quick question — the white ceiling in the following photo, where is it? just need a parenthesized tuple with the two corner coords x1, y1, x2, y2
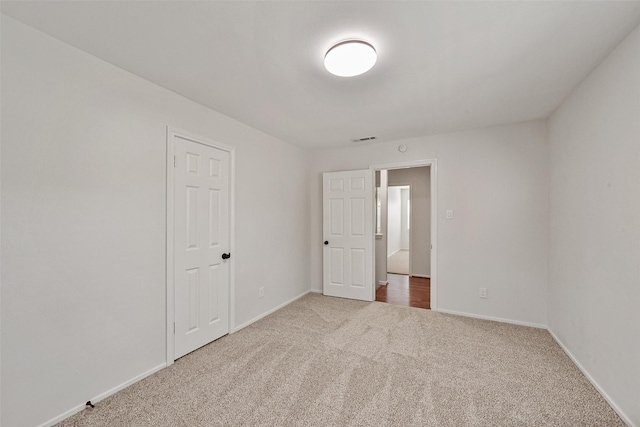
(3, 1, 640, 150)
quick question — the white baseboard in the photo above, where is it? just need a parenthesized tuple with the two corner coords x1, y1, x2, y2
(38, 290, 314, 426)
(377, 280, 388, 289)
(35, 298, 631, 427)
(231, 290, 311, 333)
(411, 274, 430, 279)
(433, 311, 631, 424)
(310, 288, 322, 294)
(387, 249, 406, 258)
(435, 308, 547, 329)
(39, 363, 166, 427)
(547, 329, 635, 427)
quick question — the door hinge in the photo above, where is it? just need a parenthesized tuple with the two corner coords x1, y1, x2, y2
(173, 322, 176, 334)
(173, 155, 177, 167)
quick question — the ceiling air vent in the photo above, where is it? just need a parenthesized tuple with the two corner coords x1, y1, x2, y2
(351, 136, 377, 142)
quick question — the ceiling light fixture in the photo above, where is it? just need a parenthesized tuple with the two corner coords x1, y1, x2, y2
(324, 40, 377, 77)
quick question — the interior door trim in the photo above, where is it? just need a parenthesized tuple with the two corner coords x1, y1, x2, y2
(165, 127, 236, 366)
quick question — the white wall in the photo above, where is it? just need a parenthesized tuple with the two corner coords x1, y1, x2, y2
(547, 25, 640, 426)
(387, 187, 402, 256)
(310, 121, 549, 328)
(388, 168, 431, 277)
(1, 16, 310, 427)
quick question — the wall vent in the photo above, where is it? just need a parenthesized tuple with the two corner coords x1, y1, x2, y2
(351, 136, 377, 142)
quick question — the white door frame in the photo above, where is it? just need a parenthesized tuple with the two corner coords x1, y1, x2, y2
(165, 127, 236, 366)
(369, 159, 438, 309)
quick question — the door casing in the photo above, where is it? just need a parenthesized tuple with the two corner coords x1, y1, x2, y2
(166, 127, 236, 366)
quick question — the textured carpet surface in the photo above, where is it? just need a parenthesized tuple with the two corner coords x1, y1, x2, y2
(61, 294, 622, 426)
(387, 249, 409, 275)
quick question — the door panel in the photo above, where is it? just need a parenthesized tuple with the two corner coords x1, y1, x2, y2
(323, 170, 373, 301)
(350, 198, 365, 236)
(174, 135, 230, 359)
(331, 248, 344, 284)
(351, 248, 365, 286)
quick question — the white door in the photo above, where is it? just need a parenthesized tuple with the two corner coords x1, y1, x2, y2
(323, 170, 374, 301)
(174, 134, 230, 359)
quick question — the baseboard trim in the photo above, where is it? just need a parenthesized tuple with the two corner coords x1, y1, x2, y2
(231, 290, 311, 333)
(38, 363, 166, 427)
(435, 308, 547, 329)
(38, 290, 315, 426)
(547, 329, 635, 427)
(34, 300, 630, 427)
(411, 274, 430, 279)
(310, 288, 322, 294)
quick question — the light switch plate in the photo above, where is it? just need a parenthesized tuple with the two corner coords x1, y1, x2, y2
(446, 209, 454, 219)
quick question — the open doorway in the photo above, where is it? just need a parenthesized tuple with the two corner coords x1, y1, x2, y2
(387, 185, 410, 275)
(373, 165, 433, 310)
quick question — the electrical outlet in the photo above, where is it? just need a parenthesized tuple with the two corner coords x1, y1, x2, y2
(479, 288, 488, 299)
(259, 287, 265, 298)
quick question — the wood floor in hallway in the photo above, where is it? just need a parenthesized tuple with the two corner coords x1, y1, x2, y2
(376, 273, 430, 309)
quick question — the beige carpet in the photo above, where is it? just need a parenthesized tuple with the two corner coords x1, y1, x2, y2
(387, 249, 409, 275)
(60, 294, 622, 426)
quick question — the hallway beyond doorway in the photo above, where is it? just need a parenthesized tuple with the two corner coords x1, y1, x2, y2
(376, 274, 430, 309)
(387, 249, 409, 275)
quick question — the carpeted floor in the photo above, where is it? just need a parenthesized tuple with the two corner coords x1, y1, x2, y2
(60, 294, 622, 426)
(387, 249, 409, 275)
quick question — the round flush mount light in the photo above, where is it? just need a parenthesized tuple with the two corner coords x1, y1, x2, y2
(324, 40, 377, 77)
